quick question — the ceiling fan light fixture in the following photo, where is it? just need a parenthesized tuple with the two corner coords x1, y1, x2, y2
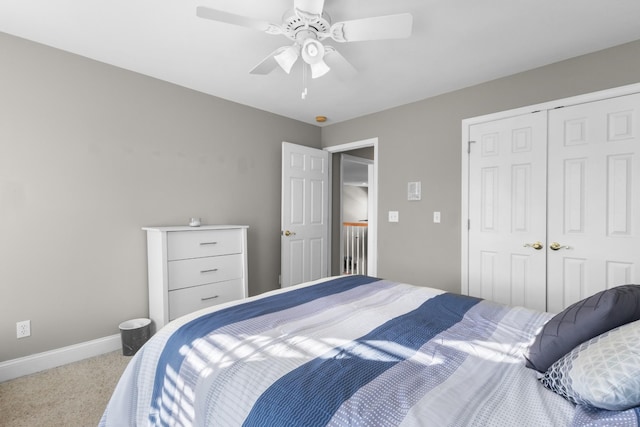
(300, 39, 329, 78)
(274, 45, 300, 74)
(301, 39, 324, 64)
(309, 60, 330, 79)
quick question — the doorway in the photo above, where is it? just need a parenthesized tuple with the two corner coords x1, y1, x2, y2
(325, 138, 378, 277)
(340, 154, 373, 275)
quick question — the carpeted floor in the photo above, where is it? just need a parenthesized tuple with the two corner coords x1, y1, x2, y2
(0, 351, 130, 427)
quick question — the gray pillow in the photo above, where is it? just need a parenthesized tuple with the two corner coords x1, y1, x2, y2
(540, 319, 640, 410)
(525, 285, 640, 373)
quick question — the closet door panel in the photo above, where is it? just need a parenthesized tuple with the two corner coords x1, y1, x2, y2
(563, 158, 586, 234)
(468, 112, 547, 311)
(547, 92, 640, 312)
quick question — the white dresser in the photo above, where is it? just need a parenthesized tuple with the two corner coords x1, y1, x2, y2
(143, 225, 249, 330)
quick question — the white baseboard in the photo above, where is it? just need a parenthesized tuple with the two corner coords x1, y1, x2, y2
(0, 334, 121, 383)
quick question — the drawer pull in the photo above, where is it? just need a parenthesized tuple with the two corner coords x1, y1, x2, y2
(200, 268, 219, 274)
(201, 295, 219, 302)
(200, 242, 218, 246)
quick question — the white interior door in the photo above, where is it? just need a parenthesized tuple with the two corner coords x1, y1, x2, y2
(281, 142, 330, 288)
(468, 112, 548, 311)
(547, 92, 640, 312)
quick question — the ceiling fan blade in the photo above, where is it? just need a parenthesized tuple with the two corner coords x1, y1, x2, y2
(330, 13, 413, 42)
(324, 47, 357, 80)
(294, 0, 325, 17)
(250, 47, 290, 75)
(196, 6, 272, 32)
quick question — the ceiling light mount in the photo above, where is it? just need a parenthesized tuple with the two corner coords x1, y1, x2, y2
(281, 11, 331, 40)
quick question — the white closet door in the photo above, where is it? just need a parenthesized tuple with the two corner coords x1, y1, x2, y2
(468, 112, 548, 311)
(547, 93, 640, 313)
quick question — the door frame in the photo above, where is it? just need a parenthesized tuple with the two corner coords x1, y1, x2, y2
(325, 137, 379, 277)
(461, 82, 640, 296)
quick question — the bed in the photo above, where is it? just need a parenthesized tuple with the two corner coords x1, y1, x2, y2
(100, 275, 640, 426)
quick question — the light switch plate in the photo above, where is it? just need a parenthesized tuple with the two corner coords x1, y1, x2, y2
(408, 181, 421, 201)
(433, 211, 441, 223)
(388, 211, 399, 222)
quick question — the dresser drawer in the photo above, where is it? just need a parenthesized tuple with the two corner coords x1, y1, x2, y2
(167, 229, 242, 261)
(168, 279, 244, 321)
(168, 254, 243, 291)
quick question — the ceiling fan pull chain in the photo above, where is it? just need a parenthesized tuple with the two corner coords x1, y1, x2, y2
(302, 64, 308, 100)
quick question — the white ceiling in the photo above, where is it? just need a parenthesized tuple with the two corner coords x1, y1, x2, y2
(2, 0, 640, 126)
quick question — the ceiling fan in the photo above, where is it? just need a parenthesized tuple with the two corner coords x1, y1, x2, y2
(196, 0, 413, 80)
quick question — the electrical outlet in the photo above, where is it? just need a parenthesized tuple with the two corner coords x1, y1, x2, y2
(17, 320, 31, 339)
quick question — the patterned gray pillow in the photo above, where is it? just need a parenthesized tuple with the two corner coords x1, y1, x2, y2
(540, 319, 640, 410)
(525, 285, 640, 373)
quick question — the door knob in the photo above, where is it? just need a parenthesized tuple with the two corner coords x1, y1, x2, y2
(523, 241, 544, 250)
(283, 230, 296, 237)
(549, 242, 571, 251)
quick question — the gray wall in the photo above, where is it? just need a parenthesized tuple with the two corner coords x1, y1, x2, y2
(0, 33, 320, 362)
(322, 39, 640, 292)
(3, 29, 640, 363)
(343, 186, 368, 223)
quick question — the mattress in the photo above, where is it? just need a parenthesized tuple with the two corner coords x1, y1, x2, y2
(100, 275, 639, 426)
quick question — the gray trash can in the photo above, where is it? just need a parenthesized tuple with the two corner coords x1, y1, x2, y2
(119, 318, 151, 356)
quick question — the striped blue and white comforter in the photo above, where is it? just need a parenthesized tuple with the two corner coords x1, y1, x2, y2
(100, 275, 639, 426)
